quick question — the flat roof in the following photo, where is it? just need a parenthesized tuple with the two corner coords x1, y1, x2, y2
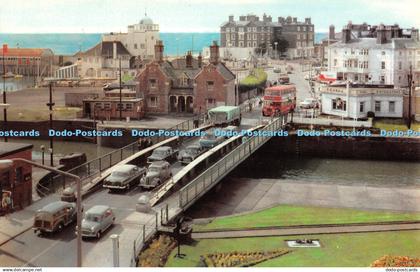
(0, 142, 33, 158)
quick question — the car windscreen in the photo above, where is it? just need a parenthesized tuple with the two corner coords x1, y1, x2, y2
(149, 166, 160, 172)
(111, 171, 130, 177)
(85, 213, 101, 222)
(153, 150, 166, 156)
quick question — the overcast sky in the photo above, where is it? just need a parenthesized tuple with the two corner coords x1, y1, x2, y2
(0, 0, 419, 33)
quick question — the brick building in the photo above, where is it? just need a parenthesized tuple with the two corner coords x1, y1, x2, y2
(136, 40, 236, 114)
(0, 142, 33, 211)
(0, 47, 54, 77)
(220, 14, 315, 59)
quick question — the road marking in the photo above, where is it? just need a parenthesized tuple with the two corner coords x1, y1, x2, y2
(23, 240, 60, 267)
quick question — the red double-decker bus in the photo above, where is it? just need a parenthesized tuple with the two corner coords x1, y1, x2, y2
(262, 85, 296, 116)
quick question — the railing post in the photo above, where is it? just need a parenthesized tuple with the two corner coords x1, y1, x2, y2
(195, 182, 198, 198)
(165, 204, 169, 223)
(121, 149, 123, 160)
(87, 163, 91, 176)
(160, 208, 163, 224)
(179, 191, 183, 208)
(109, 153, 112, 167)
(142, 224, 146, 243)
(155, 212, 158, 230)
(99, 157, 102, 172)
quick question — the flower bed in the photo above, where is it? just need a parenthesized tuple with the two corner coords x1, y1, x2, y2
(202, 249, 291, 267)
(138, 235, 177, 267)
(371, 255, 420, 267)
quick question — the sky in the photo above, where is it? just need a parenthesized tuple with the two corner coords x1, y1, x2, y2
(0, 0, 419, 33)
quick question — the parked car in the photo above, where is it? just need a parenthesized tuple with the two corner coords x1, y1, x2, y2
(278, 74, 290, 84)
(61, 187, 76, 202)
(179, 144, 205, 165)
(147, 146, 178, 163)
(199, 130, 225, 149)
(103, 164, 146, 191)
(80, 205, 115, 239)
(139, 161, 172, 189)
(33, 201, 76, 234)
(217, 125, 238, 138)
(273, 67, 282, 73)
(299, 98, 319, 109)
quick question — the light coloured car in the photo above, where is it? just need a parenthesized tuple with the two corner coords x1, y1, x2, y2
(199, 130, 225, 149)
(179, 144, 205, 165)
(300, 98, 318, 109)
(273, 67, 282, 73)
(139, 161, 172, 189)
(81, 205, 115, 239)
(103, 164, 146, 191)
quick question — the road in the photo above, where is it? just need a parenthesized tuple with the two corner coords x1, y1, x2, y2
(0, 107, 263, 267)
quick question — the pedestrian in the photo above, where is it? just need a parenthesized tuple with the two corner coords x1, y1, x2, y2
(2, 192, 11, 218)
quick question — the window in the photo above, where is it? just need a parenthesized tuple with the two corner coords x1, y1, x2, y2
(206, 98, 216, 107)
(126, 103, 133, 111)
(149, 96, 158, 107)
(149, 79, 157, 88)
(104, 103, 111, 110)
(380, 75, 385, 83)
(334, 59, 337, 66)
(1, 170, 10, 187)
(375, 101, 381, 112)
(206, 81, 214, 91)
(332, 98, 346, 111)
(359, 102, 365, 113)
(381, 62, 386, 69)
(389, 101, 395, 113)
(16, 167, 23, 183)
(399, 62, 402, 70)
(134, 43, 138, 49)
(381, 51, 386, 55)
(117, 103, 124, 110)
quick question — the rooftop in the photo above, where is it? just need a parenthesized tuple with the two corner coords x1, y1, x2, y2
(1, 48, 53, 57)
(0, 142, 33, 158)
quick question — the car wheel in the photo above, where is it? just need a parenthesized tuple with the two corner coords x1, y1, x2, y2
(96, 231, 101, 239)
(127, 183, 130, 190)
(57, 223, 64, 232)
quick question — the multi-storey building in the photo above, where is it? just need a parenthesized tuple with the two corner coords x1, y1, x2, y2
(136, 41, 236, 114)
(220, 14, 314, 59)
(327, 22, 420, 88)
(102, 15, 159, 59)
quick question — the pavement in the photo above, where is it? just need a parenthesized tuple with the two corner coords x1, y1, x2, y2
(186, 178, 420, 219)
(192, 222, 420, 239)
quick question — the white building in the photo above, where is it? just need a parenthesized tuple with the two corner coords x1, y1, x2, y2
(102, 15, 159, 59)
(320, 84, 405, 119)
(327, 23, 420, 88)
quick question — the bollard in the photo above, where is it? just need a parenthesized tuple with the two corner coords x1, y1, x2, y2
(110, 234, 120, 267)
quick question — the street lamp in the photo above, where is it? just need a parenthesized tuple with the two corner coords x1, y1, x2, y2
(0, 103, 10, 142)
(0, 159, 83, 267)
(40, 145, 45, 165)
(274, 42, 278, 60)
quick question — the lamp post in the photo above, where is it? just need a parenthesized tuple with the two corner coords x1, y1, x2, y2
(119, 57, 122, 121)
(0, 158, 83, 267)
(2, 44, 8, 142)
(40, 145, 45, 165)
(46, 82, 55, 166)
(274, 42, 278, 60)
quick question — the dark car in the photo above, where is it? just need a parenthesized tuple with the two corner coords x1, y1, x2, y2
(103, 164, 146, 191)
(147, 146, 178, 163)
(179, 144, 205, 165)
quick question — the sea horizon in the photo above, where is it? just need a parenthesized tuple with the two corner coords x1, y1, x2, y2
(0, 32, 327, 56)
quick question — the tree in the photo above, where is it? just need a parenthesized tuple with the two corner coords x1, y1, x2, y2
(272, 37, 289, 55)
(254, 42, 268, 56)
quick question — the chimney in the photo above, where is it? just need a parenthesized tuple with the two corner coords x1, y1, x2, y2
(267, 16, 272, 22)
(209, 41, 220, 65)
(198, 53, 202, 68)
(278, 17, 285, 24)
(286, 16, 292, 24)
(263, 13, 267, 22)
(342, 27, 351, 44)
(329, 25, 335, 40)
(293, 17, 297, 23)
(376, 24, 386, 44)
(113, 42, 117, 59)
(239, 16, 246, 21)
(305, 18, 311, 24)
(229, 15, 234, 22)
(186, 51, 193, 68)
(154, 40, 164, 63)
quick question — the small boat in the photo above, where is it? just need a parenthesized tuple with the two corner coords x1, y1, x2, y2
(14, 74, 23, 79)
(2, 72, 15, 78)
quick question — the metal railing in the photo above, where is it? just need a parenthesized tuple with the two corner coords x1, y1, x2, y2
(179, 114, 287, 209)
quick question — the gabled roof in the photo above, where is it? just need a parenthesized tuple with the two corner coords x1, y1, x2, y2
(2, 48, 53, 57)
(82, 41, 131, 57)
(216, 62, 236, 81)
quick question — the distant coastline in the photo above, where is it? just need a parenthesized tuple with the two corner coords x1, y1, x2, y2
(0, 32, 327, 56)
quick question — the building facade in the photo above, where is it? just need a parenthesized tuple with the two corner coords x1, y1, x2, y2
(76, 41, 132, 79)
(220, 14, 314, 59)
(0, 143, 33, 211)
(136, 41, 236, 114)
(0, 47, 54, 77)
(327, 22, 420, 88)
(102, 15, 159, 59)
(320, 84, 405, 119)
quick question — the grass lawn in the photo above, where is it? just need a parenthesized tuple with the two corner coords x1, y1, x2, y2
(7, 107, 81, 121)
(165, 230, 420, 267)
(194, 205, 420, 231)
(373, 119, 420, 131)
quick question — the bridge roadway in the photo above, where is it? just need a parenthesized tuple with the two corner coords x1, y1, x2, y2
(0, 105, 269, 267)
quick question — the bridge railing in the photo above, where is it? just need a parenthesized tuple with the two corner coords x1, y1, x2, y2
(178, 114, 287, 209)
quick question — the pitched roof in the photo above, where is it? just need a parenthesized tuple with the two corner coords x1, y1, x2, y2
(2, 48, 52, 57)
(82, 41, 131, 57)
(216, 62, 236, 81)
(0, 142, 33, 157)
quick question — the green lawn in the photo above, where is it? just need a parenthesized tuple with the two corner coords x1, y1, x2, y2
(7, 107, 81, 121)
(165, 231, 420, 267)
(373, 119, 420, 131)
(194, 205, 420, 231)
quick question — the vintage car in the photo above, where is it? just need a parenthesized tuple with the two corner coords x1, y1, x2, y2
(139, 161, 172, 189)
(80, 205, 115, 239)
(33, 201, 77, 234)
(61, 187, 76, 202)
(199, 130, 225, 149)
(147, 146, 178, 163)
(299, 98, 319, 109)
(103, 164, 146, 191)
(179, 144, 205, 165)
